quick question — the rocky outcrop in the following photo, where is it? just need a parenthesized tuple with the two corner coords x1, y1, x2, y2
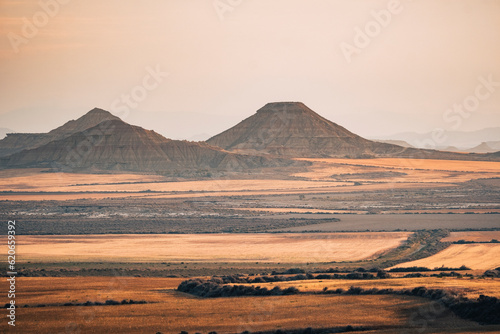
(0, 118, 300, 174)
(207, 102, 409, 158)
(0, 133, 49, 157)
(207, 102, 499, 161)
(467, 142, 496, 153)
(0, 108, 120, 157)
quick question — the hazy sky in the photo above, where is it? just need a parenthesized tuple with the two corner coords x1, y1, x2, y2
(1, 0, 499, 140)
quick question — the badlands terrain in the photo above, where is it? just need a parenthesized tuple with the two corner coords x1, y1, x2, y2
(1, 102, 499, 333)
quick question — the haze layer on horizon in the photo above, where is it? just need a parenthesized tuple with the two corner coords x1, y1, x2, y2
(0, 0, 499, 140)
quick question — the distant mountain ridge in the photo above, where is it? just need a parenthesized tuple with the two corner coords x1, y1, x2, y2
(0, 108, 119, 157)
(0, 128, 14, 140)
(48, 108, 120, 137)
(207, 102, 409, 158)
(372, 139, 414, 148)
(206, 102, 500, 161)
(467, 142, 495, 154)
(0, 108, 302, 174)
(375, 127, 500, 151)
(1, 103, 499, 174)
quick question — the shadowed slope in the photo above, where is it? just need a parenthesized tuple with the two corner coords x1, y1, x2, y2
(0, 108, 120, 157)
(0, 118, 299, 174)
(207, 102, 407, 157)
(207, 102, 498, 161)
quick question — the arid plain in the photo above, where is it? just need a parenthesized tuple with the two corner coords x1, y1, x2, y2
(1, 104, 500, 333)
(1, 156, 500, 333)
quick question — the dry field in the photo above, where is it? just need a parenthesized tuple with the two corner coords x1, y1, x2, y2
(294, 158, 500, 183)
(232, 207, 366, 214)
(279, 214, 500, 232)
(0, 169, 343, 193)
(11, 232, 410, 263)
(442, 231, 500, 242)
(0, 181, 455, 201)
(0, 277, 492, 334)
(234, 207, 498, 215)
(0, 168, 166, 190)
(392, 244, 500, 270)
(3, 156, 497, 201)
(257, 277, 500, 299)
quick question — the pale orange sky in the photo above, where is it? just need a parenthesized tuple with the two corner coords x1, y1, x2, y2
(0, 0, 499, 140)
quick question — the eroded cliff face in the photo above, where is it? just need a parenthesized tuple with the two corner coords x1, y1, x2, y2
(0, 116, 301, 174)
(2, 104, 497, 174)
(0, 133, 49, 157)
(207, 102, 408, 158)
(0, 108, 120, 157)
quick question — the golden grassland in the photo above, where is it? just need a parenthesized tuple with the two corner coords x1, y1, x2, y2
(300, 158, 500, 174)
(442, 231, 500, 242)
(231, 207, 366, 214)
(0, 181, 455, 201)
(294, 158, 500, 182)
(232, 207, 499, 214)
(0, 169, 344, 193)
(0, 168, 166, 190)
(0, 158, 498, 332)
(2, 156, 498, 200)
(254, 277, 500, 299)
(392, 244, 500, 270)
(0, 277, 494, 334)
(10, 232, 410, 263)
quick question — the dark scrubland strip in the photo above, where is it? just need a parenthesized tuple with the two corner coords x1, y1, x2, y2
(369, 229, 451, 269)
(180, 325, 384, 334)
(388, 265, 471, 272)
(177, 279, 500, 325)
(3, 299, 148, 308)
(2, 216, 338, 234)
(236, 326, 382, 334)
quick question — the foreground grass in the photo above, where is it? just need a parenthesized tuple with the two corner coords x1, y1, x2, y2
(238, 276, 500, 299)
(1, 277, 495, 334)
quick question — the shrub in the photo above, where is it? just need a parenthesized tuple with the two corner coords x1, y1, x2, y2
(105, 300, 120, 305)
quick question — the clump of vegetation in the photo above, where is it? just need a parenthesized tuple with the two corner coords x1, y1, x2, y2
(177, 279, 299, 298)
(272, 268, 306, 275)
(4, 299, 149, 308)
(389, 266, 432, 272)
(483, 267, 500, 278)
(403, 273, 427, 278)
(177, 278, 500, 325)
(322, 286, 500, 325)
(430, 271, 466, 278)
(389, 265, 470, 272)
(377, 230, 451, 268)
(454, 239, 500, 244)
(207, 270, 391, 286)
(177, 326, 368, 334)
